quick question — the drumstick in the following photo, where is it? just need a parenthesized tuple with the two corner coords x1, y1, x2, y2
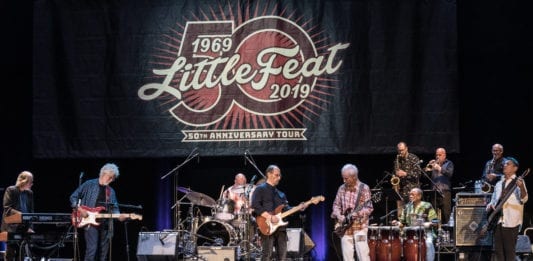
(219, 185, 225, 200)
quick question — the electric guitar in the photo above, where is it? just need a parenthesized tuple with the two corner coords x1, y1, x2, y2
(334, 200, 371, 237)
(257, 195, 324, 236)
(72, 205, 143, 228)
(479, 168, 530, 235)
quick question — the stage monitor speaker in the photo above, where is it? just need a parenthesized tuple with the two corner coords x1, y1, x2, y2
(287, 228, 304, 255)
(455, 207, 492, 246)
(303, 230, 316, 253)
(196, 246, 236, 261)
(286, 228, 315, 257)
(136, 231, 178, 261)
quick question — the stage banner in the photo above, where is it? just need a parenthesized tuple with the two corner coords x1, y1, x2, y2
(33, 0, 458, 158)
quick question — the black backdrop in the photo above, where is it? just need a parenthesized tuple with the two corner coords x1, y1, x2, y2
(1, 0, 533, 261)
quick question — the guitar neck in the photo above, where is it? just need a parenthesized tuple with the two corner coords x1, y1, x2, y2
(280, 200, 312, 219)
(95, 213, 123, 219)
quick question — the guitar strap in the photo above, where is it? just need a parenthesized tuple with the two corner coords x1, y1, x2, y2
(350, 183, 364, 214)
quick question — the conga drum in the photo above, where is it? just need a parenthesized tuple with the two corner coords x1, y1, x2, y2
(376, 226, 401, 261)
(403, 226, 426, 261)
(368, 225, 380, 261)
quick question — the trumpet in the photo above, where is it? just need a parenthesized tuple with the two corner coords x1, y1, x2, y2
(424, 159, 437, 171)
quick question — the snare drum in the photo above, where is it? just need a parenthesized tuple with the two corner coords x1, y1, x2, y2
(403, 226, 426, 261)
(376, 226, 401, 261)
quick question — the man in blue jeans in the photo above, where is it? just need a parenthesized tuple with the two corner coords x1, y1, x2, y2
(70, 163, 126, 261)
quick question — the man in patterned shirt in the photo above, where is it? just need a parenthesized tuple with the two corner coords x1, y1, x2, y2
(393, 141, 423, 216)
(393, 188, 437, 261)
(331, 163, 374, 261)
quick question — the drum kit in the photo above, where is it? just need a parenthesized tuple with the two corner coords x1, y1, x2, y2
(175, 186, 261, 260)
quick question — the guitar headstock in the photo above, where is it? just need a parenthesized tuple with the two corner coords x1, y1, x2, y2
(309, 195, 325, 205)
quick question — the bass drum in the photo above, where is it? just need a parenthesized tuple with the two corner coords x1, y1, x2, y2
(196, 220, 237, 247)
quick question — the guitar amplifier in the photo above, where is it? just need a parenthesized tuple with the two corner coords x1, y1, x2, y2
(136, 231, 178, 261)
(455, 192, 492, 207)
(455, 207, 492, 246)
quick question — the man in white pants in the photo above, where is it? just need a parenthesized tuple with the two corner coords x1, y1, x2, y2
(331, 164, 374, 261)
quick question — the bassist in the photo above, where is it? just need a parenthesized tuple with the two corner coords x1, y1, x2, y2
(486, 157, 528, 261)
(331, 164, 373, 261)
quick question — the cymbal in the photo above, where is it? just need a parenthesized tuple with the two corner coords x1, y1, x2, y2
(177, 186, 192, 194)
(185, 191, 216, 207)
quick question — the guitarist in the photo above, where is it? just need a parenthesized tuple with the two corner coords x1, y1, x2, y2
(485, 157, 528, 261)
(251, 165, 306, 261)
(69, 163, 127, 261)
(331, 164, 373, 261)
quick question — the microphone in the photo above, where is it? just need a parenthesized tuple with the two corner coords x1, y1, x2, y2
(250, 175, 257, 184)
(244, 150, 247, 165)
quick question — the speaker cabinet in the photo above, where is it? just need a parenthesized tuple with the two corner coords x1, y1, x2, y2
(196, 246, 236, 261)
(136, 231, 178, 261)
(287, 228, 304, 255)
(455, 207, 492, 246)
(286, 228, 315, 257)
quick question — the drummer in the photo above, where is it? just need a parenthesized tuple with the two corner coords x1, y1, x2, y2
(392, 188, 437, 261)
(223, 173, 255, 217)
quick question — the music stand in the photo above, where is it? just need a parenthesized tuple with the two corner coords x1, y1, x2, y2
(382, 189, 402, 224)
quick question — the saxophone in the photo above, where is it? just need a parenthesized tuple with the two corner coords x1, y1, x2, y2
(391, 155, 401, 191)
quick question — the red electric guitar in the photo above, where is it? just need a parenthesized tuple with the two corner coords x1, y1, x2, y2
(72, 205, 142, 228)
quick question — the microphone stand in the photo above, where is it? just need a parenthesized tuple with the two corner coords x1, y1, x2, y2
(379, 209, 397, 224)
(116, 203, 142, 261)
(244, 150, 266, 180)
(417, 164, 445, 209)
(161, 149, 199, 230)
(73, 173, 83, 261)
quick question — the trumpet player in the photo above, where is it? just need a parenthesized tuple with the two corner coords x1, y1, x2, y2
(393, 141, 422, 217)
(427, 147, 454, 224)
(482, 143, 506, 186)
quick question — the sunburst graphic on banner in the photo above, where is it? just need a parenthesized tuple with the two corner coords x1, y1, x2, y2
(139, 1, 349, 139)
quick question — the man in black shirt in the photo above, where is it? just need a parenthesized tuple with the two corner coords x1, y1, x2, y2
(251, 165, 304, 261)
(1, 171, 34, 261)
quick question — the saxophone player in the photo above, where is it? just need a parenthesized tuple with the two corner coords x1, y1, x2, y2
(482, 143, 506, 186)
(393, 141, 423, 217)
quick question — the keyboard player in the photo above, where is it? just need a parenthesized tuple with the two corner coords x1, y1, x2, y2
(1, 171, 35, 261)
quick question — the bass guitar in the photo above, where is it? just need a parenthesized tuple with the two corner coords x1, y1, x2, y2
(334, 200, 371, 237)
(72, 205, 143, 228)
(480, 168, 530, 235)
(257, 195, 324, 236)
